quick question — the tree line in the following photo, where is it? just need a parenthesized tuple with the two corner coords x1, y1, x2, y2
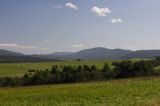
(0, 58, 160, 87)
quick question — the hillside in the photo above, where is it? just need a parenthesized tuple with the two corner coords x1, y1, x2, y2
(1, 77, 160, 105)
(0, 50, 61, 63)
(0, 49, 24, 56)
(48, 48, 160, 60)
(1, 48, 160, 62)
(48, 47, 132, 60)
(123, 50, 160, 59)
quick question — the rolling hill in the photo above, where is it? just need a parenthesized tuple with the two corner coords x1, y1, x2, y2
(47, 47, 132, 60)
(0, 49, 62, 63)
(1, 48, 160, 62)
(0, 49, 24, 56)
(47, 47, 160, 60)
(123, 50, 160, 59)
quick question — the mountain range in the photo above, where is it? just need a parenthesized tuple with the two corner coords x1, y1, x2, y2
(1, 47, 160, 63)
(0, 49, 61, 63)
(47, 47, 160, 60)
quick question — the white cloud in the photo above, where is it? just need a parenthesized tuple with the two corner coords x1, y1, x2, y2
(110, 18, 122, 23)
(53, 5, 62, 9)
(0, 43, 50, 51)
(73, 44, 83, 48)
(91, 6, 111, 16)
(65, 2, 78, 10)
(122, 45, 138, 51)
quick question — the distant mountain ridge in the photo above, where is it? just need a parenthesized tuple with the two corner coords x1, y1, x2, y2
(0, 49, 24, 56)
(47, 47, 160, 60)
(122, 50, 160, 59)
(0, 49, 62, 63)
(57, 47, 132, 60)
(47, 52, 74, 57)
(1, 47, 160, 62)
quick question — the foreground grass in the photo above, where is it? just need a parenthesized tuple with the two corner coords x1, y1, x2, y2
(0, 60, 114, 77)
(0, 77, 160, 106)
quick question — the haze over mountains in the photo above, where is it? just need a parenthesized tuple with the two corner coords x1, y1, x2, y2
(0, 49, 61, 63)
(1, 47, 160, 63)
(48, 47, 132, 60)
(48, 47, 160, 60)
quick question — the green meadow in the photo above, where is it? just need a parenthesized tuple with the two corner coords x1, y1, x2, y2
(0, 60, 114, 77)
(0, 77, 160, 106)
(0, 59, 153, 77)
(1, 59, 160, 106)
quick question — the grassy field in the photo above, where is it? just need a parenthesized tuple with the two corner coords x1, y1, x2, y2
(0, 60, 115, 77)
(0, 59, 152, 77)
(0, 77, 160, 106)
(0, 59, 160, 106)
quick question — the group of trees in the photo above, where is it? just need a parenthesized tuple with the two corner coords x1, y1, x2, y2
(0, 58, 160, 87)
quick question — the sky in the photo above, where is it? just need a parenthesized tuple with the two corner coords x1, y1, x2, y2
(0, 0, 160, 54)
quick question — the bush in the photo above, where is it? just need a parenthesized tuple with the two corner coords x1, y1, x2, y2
(0, 77, 22, 87)
(28, 69, 35, 73)
(112, 60, 156, 78)
(112, 61, 135, 78)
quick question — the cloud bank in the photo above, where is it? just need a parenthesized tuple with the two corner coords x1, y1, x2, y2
(0, 43, 49, 51)
(53, 5, 62, 9)
(91, 6, 111, 16)
(65, 2, 78, 10)
(110, 18, 122, 23)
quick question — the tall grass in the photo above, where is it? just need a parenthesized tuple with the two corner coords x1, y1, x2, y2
(0, 77, 160, 106)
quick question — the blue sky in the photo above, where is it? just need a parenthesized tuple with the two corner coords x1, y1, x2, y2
(0, 0, 160, 54)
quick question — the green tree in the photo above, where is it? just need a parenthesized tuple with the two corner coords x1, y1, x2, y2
(102, 63, 112, 79)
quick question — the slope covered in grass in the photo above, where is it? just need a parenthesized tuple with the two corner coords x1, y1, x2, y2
(0, 77, 160, 106)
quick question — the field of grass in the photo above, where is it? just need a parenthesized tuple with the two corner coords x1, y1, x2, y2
(0, 59, 151, 77)
(0, 60, 114, 77)
(0, 59, 160, 105)
(0, 77, 160, 106)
